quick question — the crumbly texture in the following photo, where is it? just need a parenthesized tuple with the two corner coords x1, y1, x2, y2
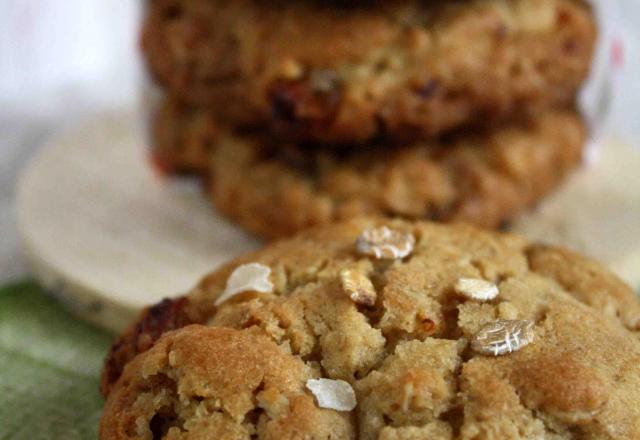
(141, 0, 596, 144)
(102, 218, 640, 439)
(101, 326, 354, 439)
(206, 108, 585, 238)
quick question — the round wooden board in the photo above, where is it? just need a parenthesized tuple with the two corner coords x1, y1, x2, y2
(17, 113, 640, 333)
(16, 112, 261, 333)
(512, 139, 640, 288)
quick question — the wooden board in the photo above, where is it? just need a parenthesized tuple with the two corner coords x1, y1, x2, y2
(16, 113, 640, 333)
(512, 139, 640, 287)
(16, 113, 261, 333)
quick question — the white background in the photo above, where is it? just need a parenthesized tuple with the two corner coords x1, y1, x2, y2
(0, 0, 639, 281)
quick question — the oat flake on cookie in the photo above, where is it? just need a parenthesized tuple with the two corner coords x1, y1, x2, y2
(472, 319, 535, 356)
(214, 263, 274, 306)
(356, 226, 415, 260)
(340, 269, 377, 306)
(455, 278, 500, 301)
(306, 378, 357, 412)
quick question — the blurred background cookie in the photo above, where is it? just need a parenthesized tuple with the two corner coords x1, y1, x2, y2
(152, 103, 585, 238)
(142, 0, 596, 144)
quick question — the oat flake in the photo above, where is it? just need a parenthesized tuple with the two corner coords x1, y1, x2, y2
(356, 226, 415, 260)
(340, 269, 377, 306)
(214, 263, 274, 306)
(455, 278, 500, 301)
(471, 319, 535, 356)
(306, 378, 357, 411)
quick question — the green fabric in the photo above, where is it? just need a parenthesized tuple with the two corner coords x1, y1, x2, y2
(0, 281, 113, 440)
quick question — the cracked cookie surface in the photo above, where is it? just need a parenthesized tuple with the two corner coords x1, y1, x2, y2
(101, 218, 640, 439)
(142, 0, 595, 144)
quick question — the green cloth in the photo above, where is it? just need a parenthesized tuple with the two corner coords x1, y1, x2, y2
(0, 281, 113, 440)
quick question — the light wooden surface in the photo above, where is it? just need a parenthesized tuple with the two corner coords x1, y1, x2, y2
(16, 113, 640, 333)
(16, 113, 260, 332)
(512, 139, 640, 287)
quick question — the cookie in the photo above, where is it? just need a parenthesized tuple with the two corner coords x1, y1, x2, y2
(101, 218, 640, 439)
(150, 97, 217, 174)
(206, 108, 585, 238)
(141, 0, 596, 144)
(101, 326, 354, 439)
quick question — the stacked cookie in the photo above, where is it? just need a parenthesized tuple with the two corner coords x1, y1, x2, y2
(143, 0, 597, 238)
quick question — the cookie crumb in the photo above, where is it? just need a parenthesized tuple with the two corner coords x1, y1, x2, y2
(356, 226, 415, 260)
(471, 319, 534, 356)
(306, 378, 357, 411)
(215, 263, 274, 306)
(454, 278, 500, 301)
(340, 269, 377, 306)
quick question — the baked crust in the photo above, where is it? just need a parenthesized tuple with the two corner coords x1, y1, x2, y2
(101, 326, 354, 439)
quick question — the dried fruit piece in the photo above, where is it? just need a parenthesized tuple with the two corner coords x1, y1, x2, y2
(215, 263, 274, 306)
(416, 314, 437, 335)
(454, 278, 500, 301)
(306, 378, 357, 411)
(471, 320, 535, 356)
(356, 226, 415, 260)
(340, 269, 377, 306)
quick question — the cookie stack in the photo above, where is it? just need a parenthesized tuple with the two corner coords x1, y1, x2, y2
(143, 0, 597, 238)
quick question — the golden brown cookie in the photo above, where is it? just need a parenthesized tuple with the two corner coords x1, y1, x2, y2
(101, 326, 354, 439)
(101, 218, 640, 439)
(142, 0, 596, 144)
(205, 108, 585, 238)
